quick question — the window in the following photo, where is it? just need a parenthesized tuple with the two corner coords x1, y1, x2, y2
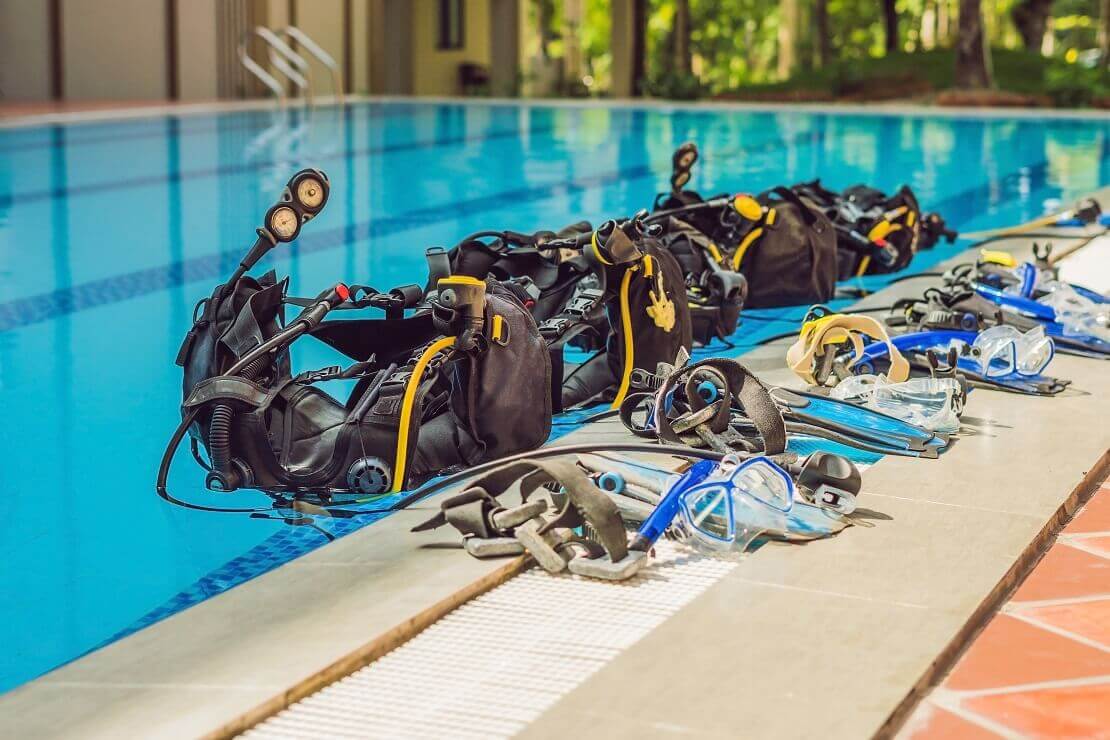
(438, 0, 465, 50)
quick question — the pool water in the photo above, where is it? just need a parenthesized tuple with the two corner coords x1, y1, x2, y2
(0, 101, 1106, 693)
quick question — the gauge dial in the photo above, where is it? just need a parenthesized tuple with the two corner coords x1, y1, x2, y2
(270, 206, 300, 240)
(296, 178, 325, 210)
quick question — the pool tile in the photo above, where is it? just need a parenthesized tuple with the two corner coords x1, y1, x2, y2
(1066, 487, 1110, 534)
(963, 682, 1110, 740)
(944, 614, 1110, 691)
(1020, 598, 1110, 649)
(1069, 535, 1110, 558)
(899, 702, 1001, 739)
(1010, 544, 1110, 603)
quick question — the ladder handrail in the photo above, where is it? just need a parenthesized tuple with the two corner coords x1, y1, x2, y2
(238, 41, 287, 106)
(282, 26, 345, 103)
(253, 26, 313, 104)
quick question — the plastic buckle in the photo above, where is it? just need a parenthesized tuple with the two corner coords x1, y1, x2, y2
(629, 368, 663, 390)
(564, 288, 603, 318)
(539, 317, 571, 340)
(297, 365, 342, 383)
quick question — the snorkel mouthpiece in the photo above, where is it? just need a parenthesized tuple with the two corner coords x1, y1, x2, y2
(795, 452, 861, 515)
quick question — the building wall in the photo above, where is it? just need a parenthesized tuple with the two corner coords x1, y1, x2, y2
(0, 0, 53, 100)
(62, 0, 168, 100)
(411, 0, 491, 96)
(177, 0, 220, 101)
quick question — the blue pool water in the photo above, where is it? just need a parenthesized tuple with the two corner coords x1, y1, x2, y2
(0, 101, 1107, 693)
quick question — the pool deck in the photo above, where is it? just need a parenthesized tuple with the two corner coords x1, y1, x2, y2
(1, 194, 1108, 738)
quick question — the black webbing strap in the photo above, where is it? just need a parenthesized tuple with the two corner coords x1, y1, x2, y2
(654, 358, 787, 455)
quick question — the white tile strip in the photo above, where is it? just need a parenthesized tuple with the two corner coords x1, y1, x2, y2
(243, 541, 738, 740)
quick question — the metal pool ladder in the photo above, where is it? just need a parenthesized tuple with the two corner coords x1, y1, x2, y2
(238, 26, 344, 107)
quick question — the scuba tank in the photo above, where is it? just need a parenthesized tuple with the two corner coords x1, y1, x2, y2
(158, 169, 552, 501)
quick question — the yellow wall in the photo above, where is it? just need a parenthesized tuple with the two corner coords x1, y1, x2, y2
(412, 0, 491, 96)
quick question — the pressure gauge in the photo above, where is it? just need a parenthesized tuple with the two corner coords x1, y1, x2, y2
(269, 205, 300, 241)
(296, 177, 325, 210)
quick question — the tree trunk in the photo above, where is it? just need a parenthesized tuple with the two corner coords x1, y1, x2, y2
(921, 0, 936, 50)
(882, 0, 899, 53)
(955, 0, 993, 88)
(814, 0, 831, 66)
(778, 0, 800, 78)
(674, 0, 692, 75)
(1100, 0, 1110, 67)
(631, 0, 647, 95)
(1011, 0, 1053, 51)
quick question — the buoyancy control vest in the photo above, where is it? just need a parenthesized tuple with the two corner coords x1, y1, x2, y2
(654, 217, 748, 344)
(791, 180, 934, 279)
(444, 216, 694, 413)
(158, 169, 552, 502)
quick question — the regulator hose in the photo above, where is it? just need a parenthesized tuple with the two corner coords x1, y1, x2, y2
(206, 353, 270, 491)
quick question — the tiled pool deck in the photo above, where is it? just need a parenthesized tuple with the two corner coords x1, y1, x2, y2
(903, 482, 1110, 739)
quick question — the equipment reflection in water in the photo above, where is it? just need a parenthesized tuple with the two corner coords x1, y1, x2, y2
(0, 101, 1106, 693)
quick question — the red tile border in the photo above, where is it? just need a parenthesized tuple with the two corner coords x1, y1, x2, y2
(944, 614, 1110, 691)
(1010, 543, 1110, 603)
(963, 682, 1110, 739)
(1019, 598, 1110, 649)
(900, 702, 1001, 739)
(1066, 487, 1110, 534)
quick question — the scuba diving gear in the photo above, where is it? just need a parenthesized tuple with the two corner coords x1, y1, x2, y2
(652, 143, 838, 308)
(851, 329, 1069, 396)
(619, 355, 949, 459)
(414, 448, 861, 581)
(159, 169, 554, 503)
(892, 267, 1110, 358)
(791, 179, 954, 278)
(655, 217, 748, 344)
(446, 214, 693, 413)
(830, 375, 965, 433)
(632, 454, 858, 558)
(961, 198, 1104, 241)
(786, 308, 910, 387)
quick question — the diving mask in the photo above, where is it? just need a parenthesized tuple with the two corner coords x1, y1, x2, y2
(830, 375, 964, 433)
(968, 325, 1054, 378)
(1038, 283, 1110, 342)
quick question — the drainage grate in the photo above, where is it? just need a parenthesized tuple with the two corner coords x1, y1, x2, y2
(244, 541, 738, 739)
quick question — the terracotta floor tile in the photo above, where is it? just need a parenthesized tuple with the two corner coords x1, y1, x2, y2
(945, 615, 1110, 691)
(899, 702, 1001, 739)
(1067, 488, 1110, 534)
(1011, 544, 1110, 603)
(1020, 598, 1110, 648)
(1072, 535, 1110, 558)
(964, 682, 1110, 739)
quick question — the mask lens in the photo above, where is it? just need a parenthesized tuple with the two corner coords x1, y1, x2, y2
(1015, 326, 1053, 376)
(734, 459, 793, 512)
(682, 485, 733, 543)
(974, 326, 1021, 377)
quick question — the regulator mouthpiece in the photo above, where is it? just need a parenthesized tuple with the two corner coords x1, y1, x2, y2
(436, 276, 487, 350)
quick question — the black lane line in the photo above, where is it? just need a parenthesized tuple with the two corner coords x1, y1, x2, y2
(0, 126, 828, 334)
(0, 120, 565, 209)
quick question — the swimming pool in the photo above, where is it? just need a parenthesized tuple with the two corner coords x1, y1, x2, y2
(0, 100, 1106, 693)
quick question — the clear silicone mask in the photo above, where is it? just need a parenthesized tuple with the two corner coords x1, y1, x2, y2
(973, 325, 1054, 377)
(831, 374, 962, 433)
